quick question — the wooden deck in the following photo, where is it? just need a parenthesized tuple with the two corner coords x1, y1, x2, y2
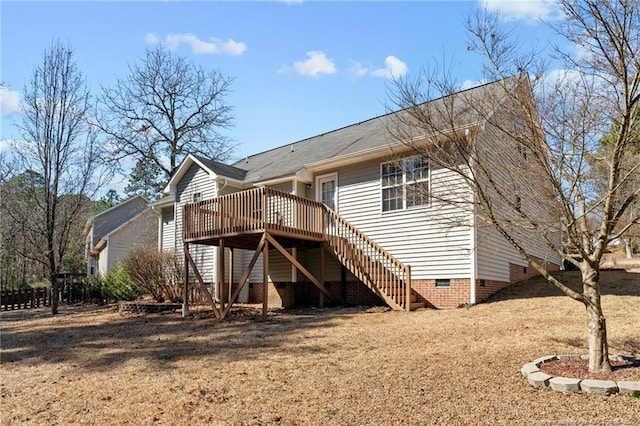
(182, 187, 418, 319)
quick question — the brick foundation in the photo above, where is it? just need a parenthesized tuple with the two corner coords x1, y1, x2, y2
(238, 255, 562, 310)
(475, 279, 511, 302)
(509, 256, 560, 283)
(412, 279, 471, 309)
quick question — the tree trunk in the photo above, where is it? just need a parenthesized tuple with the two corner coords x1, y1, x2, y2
(50, 271, 59, 315)
(582, 265, 611, 373)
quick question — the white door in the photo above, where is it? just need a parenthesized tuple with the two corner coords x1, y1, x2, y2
(316, 173, 337, 211)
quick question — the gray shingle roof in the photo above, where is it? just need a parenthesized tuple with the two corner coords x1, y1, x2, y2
(225, 76, 520, 183)
(192, 154, 247, 181)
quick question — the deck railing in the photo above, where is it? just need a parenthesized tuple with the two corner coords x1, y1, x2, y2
(184, 187, 325, 241)
(183, 187, 411, 310)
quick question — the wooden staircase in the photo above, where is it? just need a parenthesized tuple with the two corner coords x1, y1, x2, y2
(322, 207, 424, 311)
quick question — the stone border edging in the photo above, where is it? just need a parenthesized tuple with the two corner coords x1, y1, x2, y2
(521, 354, 640, 396)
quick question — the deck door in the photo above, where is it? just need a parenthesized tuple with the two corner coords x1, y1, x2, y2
(316, 173, 337, 212)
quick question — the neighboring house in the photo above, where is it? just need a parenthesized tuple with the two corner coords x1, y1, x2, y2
(157, 76, 562, 315)
(84, 196, 157, 276)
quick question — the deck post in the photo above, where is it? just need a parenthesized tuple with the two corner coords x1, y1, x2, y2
(319, 244, 325, 308)
(218, 239, 226, 311)
(183, 243, 189, 318)
(405, 265, 411, 312)
(228, 247, 234, 306)
(262, 236, 269, 321)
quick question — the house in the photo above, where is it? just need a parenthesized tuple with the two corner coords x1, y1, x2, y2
(157, 76, 562, 318)
(84, 196, 158, 277)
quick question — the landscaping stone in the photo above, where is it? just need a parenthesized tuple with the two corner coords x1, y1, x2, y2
(549, 376, 581, 393)
(527, 371, 552, 388)
(533, 355, 557, 365)
(557, 354, 580, 361)
(617, 381, 640, 396)
(520, 363, 540, 377)
(580, 379, 618, 396)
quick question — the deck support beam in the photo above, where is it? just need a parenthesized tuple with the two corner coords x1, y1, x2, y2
(185, 244, 222, 319)
(265, 234, 333, 301)
(218, 239, 226, 311)
(319, 244, 325, 308)
(263, 237, 269, 321)
(182, 244, 189, 318)
(221, 234, 266, 319)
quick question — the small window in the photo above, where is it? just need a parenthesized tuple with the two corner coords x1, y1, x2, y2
(480, 279, 486, 288)
(517, 145, 527, 160)
(192, 192, 202, 203)
(435, 279, 450, 287)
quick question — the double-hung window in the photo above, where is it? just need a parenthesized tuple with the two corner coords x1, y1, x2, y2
(381, 156, 430, 212)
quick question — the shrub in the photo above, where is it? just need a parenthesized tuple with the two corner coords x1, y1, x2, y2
(124, 248, 183, 302)
(103, 264, 142, 301)
(82, 276, 105, 302)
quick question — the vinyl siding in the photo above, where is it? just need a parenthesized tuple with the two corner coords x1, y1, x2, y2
(474, 102, 562, 282)
(97, 251, 108, 276)
(332, 158, 473, 280)
(175, 164, 218, 283)
(106, 210, 158, 272)
(91, 197, 148, 246)
(160, 205, 176, 252)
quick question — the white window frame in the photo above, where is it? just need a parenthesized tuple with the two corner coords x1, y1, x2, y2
(381, 156, 430, 213)
(316, 172, 338, 212)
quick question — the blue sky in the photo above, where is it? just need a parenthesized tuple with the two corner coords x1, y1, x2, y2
(1, 0, 562, 190)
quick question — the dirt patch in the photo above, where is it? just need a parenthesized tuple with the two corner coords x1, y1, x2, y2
(1, 270, 639, 425)
(540, 359, 640, 381)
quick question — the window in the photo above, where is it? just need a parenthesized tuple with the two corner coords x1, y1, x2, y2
(517, 145, 527, 160)
(435, 279, 451, 287)
(381, 156, 429, 212)
(192, 192, 202, 203)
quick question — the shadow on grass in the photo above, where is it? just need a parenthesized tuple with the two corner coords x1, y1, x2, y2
(0, 304, 369, 371)
(483, 270, 640, 304)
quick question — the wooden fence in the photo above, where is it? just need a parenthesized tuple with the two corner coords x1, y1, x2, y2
(1, 275, 87, 311)
(1, 287, 51, 310)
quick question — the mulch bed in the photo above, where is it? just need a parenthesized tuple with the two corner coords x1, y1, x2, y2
(540, 358, 640, 381)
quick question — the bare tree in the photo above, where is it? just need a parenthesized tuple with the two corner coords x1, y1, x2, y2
(98, 45, 235, 196)
(13, 40, 103, 314)
(388, 0, 639, 372)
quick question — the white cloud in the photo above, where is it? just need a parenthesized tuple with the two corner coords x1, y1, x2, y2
(370, 56, 408, 79)
(349, 61, 368, 78)
(144, 33, 160, 44)
(481, 0, 563, 23)
(0, 86, 22, 116)
(293, 51, 337, 77)
(145, 32, 247, 56)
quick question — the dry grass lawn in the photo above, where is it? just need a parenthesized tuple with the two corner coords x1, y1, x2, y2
(1, 270, 639, 425)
